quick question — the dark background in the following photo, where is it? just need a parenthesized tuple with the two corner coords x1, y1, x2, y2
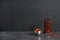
(0, 0, 60, 31)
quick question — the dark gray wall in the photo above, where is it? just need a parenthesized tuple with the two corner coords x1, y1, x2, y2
(0, 0, 60, 31)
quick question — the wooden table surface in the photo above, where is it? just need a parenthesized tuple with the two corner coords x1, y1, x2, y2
(0, 31, 60, 40)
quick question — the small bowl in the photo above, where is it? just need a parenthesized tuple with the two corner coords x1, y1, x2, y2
(33, 28, 42, 35)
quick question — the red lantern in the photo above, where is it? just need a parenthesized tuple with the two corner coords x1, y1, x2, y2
(45, 18, 52, 33)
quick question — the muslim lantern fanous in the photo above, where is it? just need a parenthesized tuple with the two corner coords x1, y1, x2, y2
(44, 18, 52, 34)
